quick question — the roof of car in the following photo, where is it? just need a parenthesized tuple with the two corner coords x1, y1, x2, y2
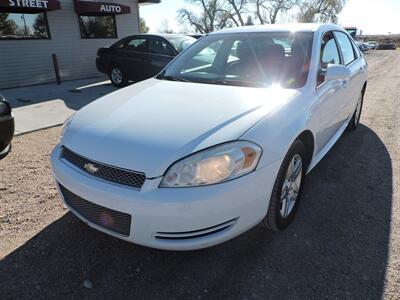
(158, 34, 195, 39)
(210, 23, 344, 34)
(132, 33, 191, 39)
(124, 34, 194, 40)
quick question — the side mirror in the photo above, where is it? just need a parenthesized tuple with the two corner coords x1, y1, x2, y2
(324, 64, 351, 81)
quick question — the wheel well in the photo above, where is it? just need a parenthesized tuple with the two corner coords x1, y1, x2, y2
(108, 62, 120, 73)
(297, 130, 314, 168)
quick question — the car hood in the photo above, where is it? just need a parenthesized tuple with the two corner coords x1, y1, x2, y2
(62, 79, 298, 178)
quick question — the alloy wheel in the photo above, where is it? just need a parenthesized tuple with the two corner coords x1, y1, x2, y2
(111, 68, 123, 85)
(280, 154, 303, 218)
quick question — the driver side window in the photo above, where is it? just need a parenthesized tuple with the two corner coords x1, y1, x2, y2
(318, 32, 341, 85)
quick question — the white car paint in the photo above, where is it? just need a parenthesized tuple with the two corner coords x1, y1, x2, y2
(51, 23, 367, 250)
(62, 81, 298, 178)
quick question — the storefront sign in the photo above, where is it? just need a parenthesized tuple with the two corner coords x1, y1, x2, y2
(9, 0, 48, 9)
(0, 0, 60, 10)
(74, 0, 130, 15)
(99, 4, 121, 13)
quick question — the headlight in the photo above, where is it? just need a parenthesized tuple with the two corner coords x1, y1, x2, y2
(160, 141, 262, 187)
(60, 113, 75, 139)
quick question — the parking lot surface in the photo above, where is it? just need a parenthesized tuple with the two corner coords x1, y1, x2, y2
(0, 50, 399, 299)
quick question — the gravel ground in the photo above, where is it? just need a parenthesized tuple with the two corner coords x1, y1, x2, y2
(0, 50, 399, 299)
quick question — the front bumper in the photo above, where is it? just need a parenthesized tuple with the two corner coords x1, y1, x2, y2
(51, 145, 281, 250)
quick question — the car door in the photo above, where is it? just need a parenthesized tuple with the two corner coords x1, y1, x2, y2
(333, 31, 366, 121)
(313, 31, 348, 153)
(147, 37, 177, 76)
(116, 37, 149, 81)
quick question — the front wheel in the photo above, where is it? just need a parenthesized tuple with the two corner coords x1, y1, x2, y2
(109, 66, 128, 87)
(262, 140, 307, 231)
(0, 143, 11, 160)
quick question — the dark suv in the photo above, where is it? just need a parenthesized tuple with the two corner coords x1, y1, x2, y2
(96, 34, 196, 87)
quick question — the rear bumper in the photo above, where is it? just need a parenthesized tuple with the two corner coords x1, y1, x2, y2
(51, 144, 281, 250)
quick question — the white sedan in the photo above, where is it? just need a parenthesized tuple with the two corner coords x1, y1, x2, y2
(51, 23, 367, 250)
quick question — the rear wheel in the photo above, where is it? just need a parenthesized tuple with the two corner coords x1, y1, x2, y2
(347, 91, 364, 131)
(109, 66, 127, 87)
(262, 140, 307, 231)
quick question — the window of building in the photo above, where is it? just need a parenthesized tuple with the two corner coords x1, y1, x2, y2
(78, 15, 117, 39)
(0, 12, 50, 39)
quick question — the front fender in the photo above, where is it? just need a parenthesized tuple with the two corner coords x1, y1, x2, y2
(241, 91, 314, 169)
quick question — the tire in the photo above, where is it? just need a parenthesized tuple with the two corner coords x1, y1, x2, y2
(262, 139, 307, 231)
(347, 91, 364, 131)
(0, 143, 11, 160)
(109, 66, 128, 87)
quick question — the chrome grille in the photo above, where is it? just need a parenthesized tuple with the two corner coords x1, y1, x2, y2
(59, 184, 131, 236)
(60, 147, 146, 188)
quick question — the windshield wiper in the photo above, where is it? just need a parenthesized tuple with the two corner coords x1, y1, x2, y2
(157, 74, 191, 82)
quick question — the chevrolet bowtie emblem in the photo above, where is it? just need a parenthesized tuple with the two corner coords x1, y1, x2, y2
(84, 163, 99, 175)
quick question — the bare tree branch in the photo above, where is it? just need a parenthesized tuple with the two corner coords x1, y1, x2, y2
(297, 0, 346, 23)
(177, 0, 346, 33)
(177, 0, 232, 33)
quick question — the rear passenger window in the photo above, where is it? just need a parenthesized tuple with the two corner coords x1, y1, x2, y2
(334, 31, 356, 65)
(149, 39, 174, 56)
(126, 38, 148, 52)
(351, 39, 361, 58)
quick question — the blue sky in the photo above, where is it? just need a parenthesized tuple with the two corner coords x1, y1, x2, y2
(140, 0, 400, 34)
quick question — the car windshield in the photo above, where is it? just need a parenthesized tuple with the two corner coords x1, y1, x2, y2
(158, 31, 314, 89)
(166, 36, 197, 52)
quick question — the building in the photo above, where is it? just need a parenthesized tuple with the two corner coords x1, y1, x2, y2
(0, 0, 159, 89)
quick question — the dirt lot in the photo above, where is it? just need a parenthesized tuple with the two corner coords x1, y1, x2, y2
(1, 50, 399, 299)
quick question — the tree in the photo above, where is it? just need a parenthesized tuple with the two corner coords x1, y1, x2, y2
(33, 13, 47, 37)
(176, 0, 346, 32)
(297, 0, 345, 23)
(253, 0, 299, 24)
(158, 19, 174, 33)
(225, 0, 247, 26)
(140, 18, 149, 33)
(0, 14, 16, 36)
(245, 15, 254, 25)
(177, 0, 232, 33)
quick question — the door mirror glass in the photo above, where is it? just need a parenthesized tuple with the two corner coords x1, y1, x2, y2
(324, 64, 351, 81)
